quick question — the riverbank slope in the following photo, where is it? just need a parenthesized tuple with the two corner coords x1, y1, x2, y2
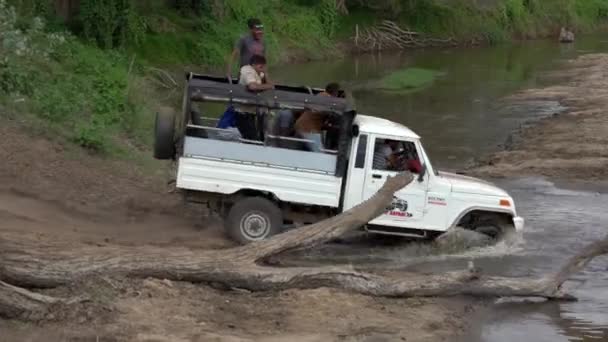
(472, 53, 608, 181)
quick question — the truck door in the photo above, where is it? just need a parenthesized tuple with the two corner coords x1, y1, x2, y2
(363, 137, 429, 228)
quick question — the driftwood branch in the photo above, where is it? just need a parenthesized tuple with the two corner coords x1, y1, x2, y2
(354, 20, 458, 52)
(335, 0, 348, 14)
(1, 171, 607, 320)
(146, 67, 178, 89)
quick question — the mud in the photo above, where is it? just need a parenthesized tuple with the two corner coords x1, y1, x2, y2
(2, 276, 475, 341)
(0, 120, 471, 341)
(471, 53, 608, 181)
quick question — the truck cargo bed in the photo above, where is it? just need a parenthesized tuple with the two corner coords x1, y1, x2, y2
(177, 136, 343, 207)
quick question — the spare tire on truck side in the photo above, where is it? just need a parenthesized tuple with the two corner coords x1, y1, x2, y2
(225, 197, 283, 244)
(154, 107, 176, 160)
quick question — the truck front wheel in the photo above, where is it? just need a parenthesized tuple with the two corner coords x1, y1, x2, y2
(457, 211, 517, 241)
(474, 220, 516, 241)
(225, 197, 283, 244)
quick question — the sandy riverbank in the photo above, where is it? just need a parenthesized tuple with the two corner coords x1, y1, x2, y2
(472, 53, 608, 181)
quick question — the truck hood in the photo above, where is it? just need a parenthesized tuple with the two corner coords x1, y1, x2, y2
(438, 171, 509, 197)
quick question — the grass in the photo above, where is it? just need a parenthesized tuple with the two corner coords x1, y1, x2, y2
(132, 32, 202, 66)
(334, 8, 379, 40)
(127, 0, 338, 68)
(391, 0, 608, 44)
(377, 68, 444, 92)
(0, 3, 158, 155)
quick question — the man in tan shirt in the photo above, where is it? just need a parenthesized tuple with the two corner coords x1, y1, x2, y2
(294, 83, 340, 152)
(239, 55, 274, 91)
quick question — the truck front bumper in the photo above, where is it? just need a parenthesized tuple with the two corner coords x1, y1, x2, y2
(513, 216, 525, 232)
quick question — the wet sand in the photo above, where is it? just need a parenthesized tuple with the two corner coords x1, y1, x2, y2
(472, 54, 608, 182)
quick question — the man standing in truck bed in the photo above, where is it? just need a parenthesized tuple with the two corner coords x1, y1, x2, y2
(293, 83, 341, 152)
(227, 18, 267, 79)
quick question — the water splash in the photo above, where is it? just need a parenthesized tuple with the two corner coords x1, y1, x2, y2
(285, 227, 526, 271)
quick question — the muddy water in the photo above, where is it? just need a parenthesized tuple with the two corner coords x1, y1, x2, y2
(273, 36, 608, 341)
(457, 178, 608, 342)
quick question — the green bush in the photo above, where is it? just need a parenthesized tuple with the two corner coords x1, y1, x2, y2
(132, 0, 338, 67)
(0, 1, 155, 153)
(78, 0, 147, 49)
(72, 119, 108, 151)
(0, 57, 33, 95)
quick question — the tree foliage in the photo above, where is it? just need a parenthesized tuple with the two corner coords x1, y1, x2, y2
(78, 0, 146, 49)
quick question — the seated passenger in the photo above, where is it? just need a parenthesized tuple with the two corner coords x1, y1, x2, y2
(269, 109, 298, 148)
(214, 105, 242, 141)
(373, 139, 399, 170)
(217, 105, 237, 129)
(294, 83, 341, 152)
(238, 54, 271, 141)
(239, 55, 274, 92)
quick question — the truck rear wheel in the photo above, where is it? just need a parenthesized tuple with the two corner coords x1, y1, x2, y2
(225, 197, 283, 244)
(154, 108, 176, 160)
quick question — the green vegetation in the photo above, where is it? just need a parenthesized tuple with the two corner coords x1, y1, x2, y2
(0, 1, 154, 153)
(119, 0, 339, 67)
(377, 68, 444, 93)
(1, 0, 608, 157)
(0, 0, 340, 154)
(352, 0, 608, 43)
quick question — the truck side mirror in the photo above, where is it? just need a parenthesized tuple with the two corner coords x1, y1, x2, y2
(417, 164, 427, 182)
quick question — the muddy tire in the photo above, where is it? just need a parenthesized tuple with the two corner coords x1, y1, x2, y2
(225, 197, 283, 244)
(154, 108, 176, 160)
(474, 221, 515, 240)
(473, 225, 500, 238)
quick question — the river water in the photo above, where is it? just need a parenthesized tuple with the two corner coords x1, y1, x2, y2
(273, 36, 608, 341)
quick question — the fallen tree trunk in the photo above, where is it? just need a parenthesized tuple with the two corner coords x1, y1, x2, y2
(0, 173, 414, 288)
(1, 172, 607, 320)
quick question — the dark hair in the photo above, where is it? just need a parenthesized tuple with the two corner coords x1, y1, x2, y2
(247, 18, 262, 29)
(325, 82, 340, 96)
(250, 54, 267, 65)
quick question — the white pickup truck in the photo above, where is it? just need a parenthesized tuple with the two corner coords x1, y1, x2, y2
(155, 73, 524, 244)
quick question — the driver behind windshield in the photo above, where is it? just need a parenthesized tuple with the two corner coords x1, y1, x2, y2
(373, 139, 399, 170)
(373, 139, 422, 173)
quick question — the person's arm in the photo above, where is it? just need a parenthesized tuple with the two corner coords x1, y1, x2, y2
(262, 72, 271, 84)
(262, 41, 270, 81)
(387, 153, 400, 171)
(226, 49, 238, 78)
(407, 159, 423, 174)
(247, 82, 274, 91)
(226, 37, 242, 78)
